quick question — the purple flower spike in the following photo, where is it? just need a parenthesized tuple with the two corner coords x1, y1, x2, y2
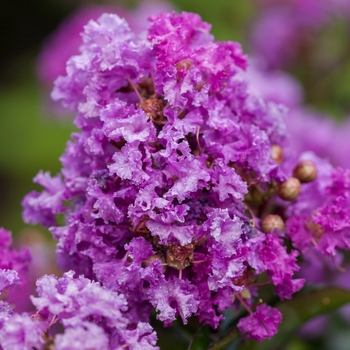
(23, 9, 303, 330)
(20, 8, 350, 344)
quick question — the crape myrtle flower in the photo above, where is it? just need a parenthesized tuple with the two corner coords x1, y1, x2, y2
(0, 271, 158, 350)
(0, 228, 31, 311)
(36, 2, 173, 116)
(23, 10, 350, 342)
(0, 269, 19, 297)
(0, 231, 33, 349)
(37, 1, 173, 87)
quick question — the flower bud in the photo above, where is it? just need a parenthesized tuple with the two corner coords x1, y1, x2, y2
(278, 177, 301, 201)
(293, 160, 317, 183)
(271, 145, 284, 164)
(261, 214, 285, 233)
(166, 243, 194, 270)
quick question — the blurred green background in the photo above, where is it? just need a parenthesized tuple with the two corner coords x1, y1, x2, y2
(1, 1, 350, 349)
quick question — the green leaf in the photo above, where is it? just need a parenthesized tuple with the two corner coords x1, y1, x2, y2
(208, 328, 239, 350)
(189, 326, 212, 350)
(242, 287, 350, 350)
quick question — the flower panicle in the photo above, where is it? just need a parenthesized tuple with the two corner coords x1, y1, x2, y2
(10, 9, 350, 347)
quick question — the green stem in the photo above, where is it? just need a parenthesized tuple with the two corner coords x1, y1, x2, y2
(208, 328, 239, 350)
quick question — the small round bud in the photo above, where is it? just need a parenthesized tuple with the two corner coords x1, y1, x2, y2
(271, 145, 284, 164)
(293, 160, 317, 183)
(261, 214, 285, 233)
(278, 177, 301, 201)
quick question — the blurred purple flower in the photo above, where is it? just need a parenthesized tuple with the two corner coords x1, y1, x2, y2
(247, 62, 350, 169)
(252, 0, 348, 68)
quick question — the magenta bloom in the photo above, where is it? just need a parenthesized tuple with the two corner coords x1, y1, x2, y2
(0, 272, 159, 349)
(19, 10, 350, 346)
(24, 11, 293, 336)
(0, 228, 31, 311)
(237, 304, 282, 341)
(37, 2, 173, 87)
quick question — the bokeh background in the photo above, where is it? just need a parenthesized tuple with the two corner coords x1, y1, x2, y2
(1, 0, 350, 349)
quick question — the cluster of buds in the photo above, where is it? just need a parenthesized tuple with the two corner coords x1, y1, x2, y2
(245, 145, 318, 236)
(277, 160, 317, 201)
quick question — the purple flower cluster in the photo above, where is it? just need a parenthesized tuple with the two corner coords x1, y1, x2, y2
(22, 11, 302, 342)
(11, 10, 350, 347)
(37, 2, 173, 87)
(36, 2, 173, 117)
(0, 272, 158, 349)
(0, 228, 158, 349)
(251, 0, 350, 69)
(250, 53, 350, 262)
(247, 5, 350, 326)
(0, 228, 31, 310)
